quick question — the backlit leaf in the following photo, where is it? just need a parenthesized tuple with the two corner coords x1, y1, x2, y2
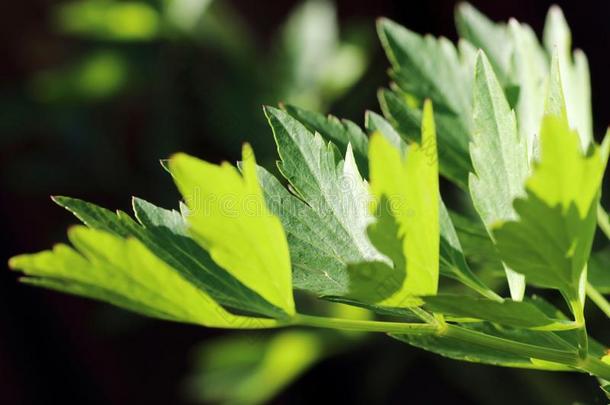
(10, 227, 277, 328)
(169, 144, 295, 316)
(347, 100, 439, 305)
(493, 115, 610, 306)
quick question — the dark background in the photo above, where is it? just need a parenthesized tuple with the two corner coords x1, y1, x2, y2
(2, 0, 610, 404)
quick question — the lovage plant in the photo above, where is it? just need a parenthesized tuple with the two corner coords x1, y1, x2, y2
(10, 3, 610, 398)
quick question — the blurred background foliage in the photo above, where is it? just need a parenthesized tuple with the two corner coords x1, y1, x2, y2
(2, 0, 610, 404)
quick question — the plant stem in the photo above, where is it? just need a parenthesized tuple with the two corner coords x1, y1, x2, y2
(586, 282, 610, 318)
(567, 297, 588, 360)
(597, 204, 610, 239)
(578, 356, 610, 381)
(294, 313, 610, 380)
(294, 314, 437, 335)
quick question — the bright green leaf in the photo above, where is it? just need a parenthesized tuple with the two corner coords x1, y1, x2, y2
(349, 100, 439, 305)
(52, 196, 285, 319)
(169, 144, 295, 316)
(10, 227, 277, 328)
(493, 115, 610, 306)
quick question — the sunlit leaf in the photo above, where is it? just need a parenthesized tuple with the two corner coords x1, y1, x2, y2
(347, 101, 438, 305)
(52, 196, 286, 318)
(10, 227, 277, 328)
(169, 144, 295, 316)
(493, 115, 610, 307)
(469, 51, 529, 300)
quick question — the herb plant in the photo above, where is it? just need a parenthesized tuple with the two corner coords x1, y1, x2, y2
(10, 3, 610, 398)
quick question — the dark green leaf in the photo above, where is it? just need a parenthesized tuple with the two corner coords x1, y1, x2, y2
(423, 295, 573, 330)
(378, 88, 471, 189)
(392, 322, 574, 370)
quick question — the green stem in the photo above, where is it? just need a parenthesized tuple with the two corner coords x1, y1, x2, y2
(294, 314, 437, 335)
(567, 297, 588, 360)
(586, 282, 610, 318)
(597, 204, 610, 239)
(293, 313, 610, 380)
(578, 356, 610, 381)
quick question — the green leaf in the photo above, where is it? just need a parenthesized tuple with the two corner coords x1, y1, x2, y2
(507, 19, 548, 158)
(287, 105, 492, 300)
(392, 322, 576, 371)
(469, 51, 529, 300)
(346, 195, 407, 304)
(322, 296, 421, 321)
(543, 52, 569, 121)
(364, 110, 404, 151)
(187, 331, 326, 405)
(438, 203, 501, 301)
(169, 144, 295, 316)
(348, 100, 439, 305)
(51, 195, 131, 237)
(449, 211, 503, 271)
(455, 3, 512, 84)
(378, 88, 471, 189)
(10, 227, 277, 328)
(376, 16, 478, 190)
(130, 198, 287, 318)
(377, 17, 472, 120)
(284, 104, 369, 175)
(543, 5, 592, 148)
(256, 165, 350, 296)
(423, 294, 575, 330)
(264, 106, 383, 274)
(493, 115, 610, 305)
(53, 196, 286, 319)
